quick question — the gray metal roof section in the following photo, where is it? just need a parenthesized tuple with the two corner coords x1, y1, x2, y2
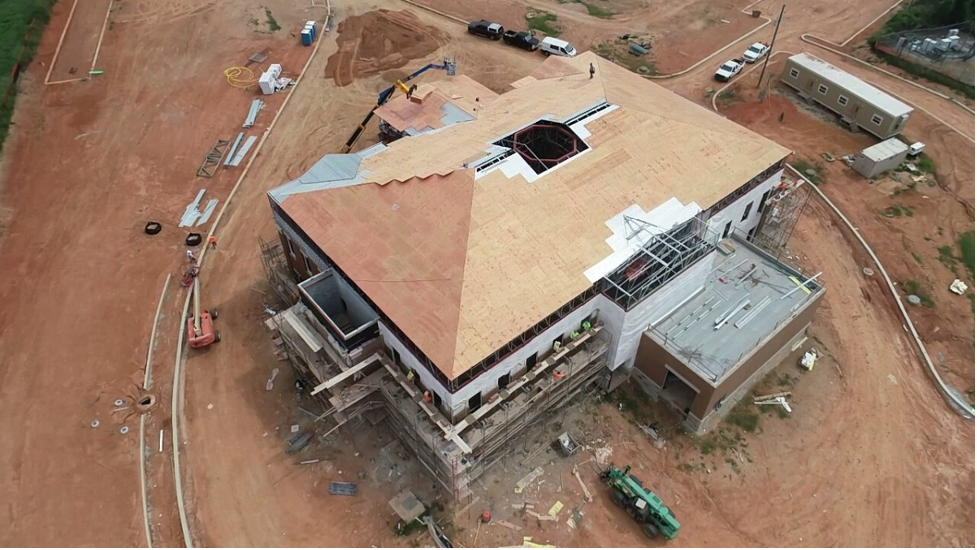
(399, 101, 475, 136)
(789, 53, 913, 117)
(861, 137, 909, 162)
(647, 237, 823, 386)
(268, 144, 389, 202)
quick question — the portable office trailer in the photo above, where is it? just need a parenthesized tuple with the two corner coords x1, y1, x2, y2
(852, 138, 909, 178)
(780, 53, 913, 140)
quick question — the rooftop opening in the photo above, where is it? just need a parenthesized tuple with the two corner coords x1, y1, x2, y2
(494, 120, 588, 175)
(299, 269, 379, 348)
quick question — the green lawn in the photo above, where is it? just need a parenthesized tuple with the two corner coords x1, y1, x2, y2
(1, 0, 56, 153)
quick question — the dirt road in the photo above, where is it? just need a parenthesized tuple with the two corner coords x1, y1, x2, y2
(1, 0, 972, 547)
(0, 0, 313, 545)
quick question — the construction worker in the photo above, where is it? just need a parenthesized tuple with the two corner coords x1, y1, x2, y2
(569, 330, 580, 340)
(422, 391, 432, 404)
(406, 370, 415, 385)
(186, 249, 196, 263)
(553, 340, 562, 354)
(208, 235, 218, 249)
(553, 370, 564, 381)
(581, 320, 592, 332)
(589, 63, 596, 79)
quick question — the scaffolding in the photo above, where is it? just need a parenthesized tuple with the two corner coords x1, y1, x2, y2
(259, 235, 300, 305)
(751, 174, 811, 259)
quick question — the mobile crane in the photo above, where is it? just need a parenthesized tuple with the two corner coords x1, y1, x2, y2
(340, 57, 456, 153)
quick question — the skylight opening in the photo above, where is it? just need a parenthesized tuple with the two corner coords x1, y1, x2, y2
(494, 120, 589, 175)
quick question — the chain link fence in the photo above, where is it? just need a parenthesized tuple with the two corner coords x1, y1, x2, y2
(873, 22, 975, 85)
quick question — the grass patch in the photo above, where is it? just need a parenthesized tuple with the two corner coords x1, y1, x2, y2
(912, 251, 924, 265)
(556, 0, 615, 18)
(527, 10, 560, 36)
(938, 245, 958, 272)
(716, 89, 738, 106)
(264, 7, 281, 32)
(901, 280, 935, 308)
(790, 159, 824, 184)
(0, 0, 57, 153)
(959, 230, 975, 277)
(967, 292, 975, 313)
(593, 39, 657, 75)
(914, 154, 936, 174)
(883, 204, 914, 218)
(724, 403, 759, 433)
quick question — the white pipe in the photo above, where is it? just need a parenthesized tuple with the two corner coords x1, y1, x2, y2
(786, 166, 974, 418)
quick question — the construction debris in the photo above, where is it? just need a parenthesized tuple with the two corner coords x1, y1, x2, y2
(328, 481, 357, 496)
(196, 138, 230, 178)
(547, 501, 564, 516)
(388, 489, 425, 522)
(180, 190, 206, 227)
(555, 432, 580, 457)
(950, 279, 968, 295)
(799, 348, 819, 371)
(527, 511, 558, 522)
(243, 99, 263, 128)
(495, 520, 522, 531)
(515, 467, 544, 493)
(228, 135, 258, 166)
(755, 395, 792, 413)
(572, 466, 592, 502)
(753, 391, 791, 401)
(286, 431, 313, 454)
(634, 422, 666, 449)
(299, 459, 320, 465)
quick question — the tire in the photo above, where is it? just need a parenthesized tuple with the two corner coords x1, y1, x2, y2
(210, 308, 218, 320)
(213, 330, 221, 343)
(144, 222, 162, 235)
(611, 489, 628, 508)
(186, 233, 202, 246)
(543, 51, 550, 56)
(642, 523, 658, 539)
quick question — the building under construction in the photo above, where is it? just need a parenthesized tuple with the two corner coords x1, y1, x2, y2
(261, 52, 824, 500)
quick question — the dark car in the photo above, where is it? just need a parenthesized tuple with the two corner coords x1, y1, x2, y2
(468, 20, 504, 40)
(503, 30, 540, 51)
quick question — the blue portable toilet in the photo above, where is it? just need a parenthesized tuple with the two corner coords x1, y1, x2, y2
(301, 29, 313, 46)
(306, 20, 317, 40)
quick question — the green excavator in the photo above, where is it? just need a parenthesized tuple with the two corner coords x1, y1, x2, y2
(599, 465, 681, 540)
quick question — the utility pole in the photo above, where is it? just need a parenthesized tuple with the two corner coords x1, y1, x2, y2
(757, 4, 786, 89)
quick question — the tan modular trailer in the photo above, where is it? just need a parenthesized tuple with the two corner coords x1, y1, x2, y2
(780, 53, 913, 140)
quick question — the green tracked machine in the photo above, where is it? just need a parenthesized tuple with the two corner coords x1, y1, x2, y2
(599, 465, 680, 540)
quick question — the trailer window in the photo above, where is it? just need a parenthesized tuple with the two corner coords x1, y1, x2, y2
(817, 84, 828, 95)
(789, 68, 799, 79)
(837, 95, 848, 106)
(871, 114, 883, 125)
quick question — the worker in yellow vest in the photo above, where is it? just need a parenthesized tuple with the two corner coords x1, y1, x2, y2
(582, 320, 592, 332)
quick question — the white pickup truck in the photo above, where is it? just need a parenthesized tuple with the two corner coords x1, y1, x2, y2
(742, 42, 770, 63)
(714, 59, 745, 82)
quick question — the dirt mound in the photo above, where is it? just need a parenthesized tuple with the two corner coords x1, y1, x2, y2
(325, 10, 449, 86)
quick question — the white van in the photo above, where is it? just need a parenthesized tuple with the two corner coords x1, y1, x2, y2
(539, 37, 577, 57)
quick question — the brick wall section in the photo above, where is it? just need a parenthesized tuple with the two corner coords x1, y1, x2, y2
(635, 290, 824, 421)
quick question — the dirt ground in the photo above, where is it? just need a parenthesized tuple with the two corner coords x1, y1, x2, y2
(0, 0, 973, 547)
(0, 0, 318, 546)
(45, 0, 112, 82)
(325, 10, 451, 86)
(720, 88, 976, 396)
(413, 0, 765, 74)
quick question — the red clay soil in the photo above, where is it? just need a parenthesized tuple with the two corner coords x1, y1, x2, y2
(720, 90, 976, 397)
(0, 0, 313, 545)
(46, 0, 112, 82)
(325, 10, 451, 86)
(2, 0, 973, 547)
(411, 0, 765, 74)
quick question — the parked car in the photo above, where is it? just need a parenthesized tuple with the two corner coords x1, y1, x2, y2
(503, 30, 540, 51)
(742, 42, 770, 63)
(468, 20, 504, 40)
(714, 58, 745, 82)
(539, 37, 577, 57)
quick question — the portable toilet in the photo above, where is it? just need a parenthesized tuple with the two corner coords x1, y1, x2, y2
(301, 28, 313, 46)
(306, 20, 317, 39)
